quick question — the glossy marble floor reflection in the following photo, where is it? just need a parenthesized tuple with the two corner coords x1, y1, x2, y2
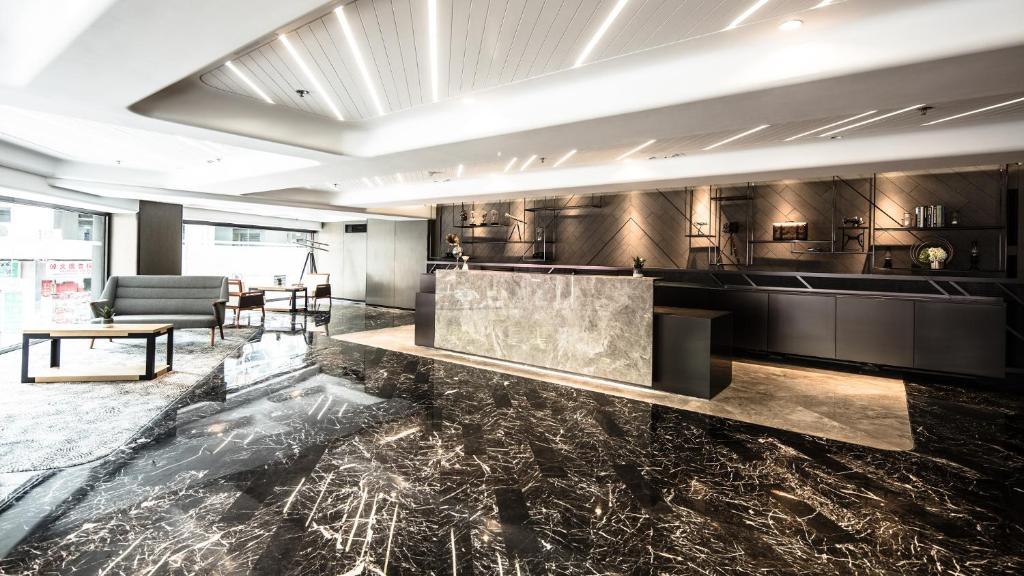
(0, 303, 1022, 575)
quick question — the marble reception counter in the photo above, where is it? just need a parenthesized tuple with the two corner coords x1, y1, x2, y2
(433, 269, 654, 386)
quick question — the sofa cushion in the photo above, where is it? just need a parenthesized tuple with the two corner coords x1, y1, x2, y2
(91, 315, 217, 329)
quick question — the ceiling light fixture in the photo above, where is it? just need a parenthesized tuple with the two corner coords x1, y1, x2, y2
(520, 154, 537, 171)
(703, 124, 771, 150)
(428, 0, 439, 102)
(921, 96, 1024, 126)
(574, 0, 631, 68)
(553, 149, 577, 167)
(279, 34, 344, 121)
(504, 157, 518, 172)
(456, 164, 464, 177)
(813, 0, 833, 7)
(616, 139, 656, 161)
(726, 0, 771, 30)
(784, 110, 877, 141)
(336, 6, 385, 116)
(225, 60, 274, 105)
(817, 104, 924, 137)
(779, 19, 802, 31)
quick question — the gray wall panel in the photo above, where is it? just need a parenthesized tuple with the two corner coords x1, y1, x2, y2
(341, 228, 367, 301)
(137, 200, 182, 275)
(394, 220, 427, 308)
(365, 220, 395, 306)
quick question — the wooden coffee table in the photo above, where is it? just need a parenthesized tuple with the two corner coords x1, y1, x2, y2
(21, 324, 173, 383)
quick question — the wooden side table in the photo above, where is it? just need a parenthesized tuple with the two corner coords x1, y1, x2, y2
(21, 324, 174, 383)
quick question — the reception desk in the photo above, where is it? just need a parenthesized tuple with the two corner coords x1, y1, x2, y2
(431, 270, 654, 386)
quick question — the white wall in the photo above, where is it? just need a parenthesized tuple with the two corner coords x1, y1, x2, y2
(109, 212, 137, 276)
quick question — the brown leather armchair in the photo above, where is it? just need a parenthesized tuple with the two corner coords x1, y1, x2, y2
(305, 273, 332, 311)
(226, 279, 265, 326)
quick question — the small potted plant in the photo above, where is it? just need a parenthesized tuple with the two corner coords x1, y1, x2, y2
(926, 246, 948, 270)
(98, 305, 116, 326)
(633, 256, 646, 277)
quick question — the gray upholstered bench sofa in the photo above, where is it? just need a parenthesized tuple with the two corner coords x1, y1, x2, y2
(91, 276, 229, 345)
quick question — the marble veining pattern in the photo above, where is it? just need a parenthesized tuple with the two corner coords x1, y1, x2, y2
(0, 302, 1021, 575)
(434, 270, 653, 386)
(335, 324, 914, 450)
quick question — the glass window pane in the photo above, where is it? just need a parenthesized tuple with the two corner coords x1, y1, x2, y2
(0, 201, 107, 350)
(182, 223, 314, 290)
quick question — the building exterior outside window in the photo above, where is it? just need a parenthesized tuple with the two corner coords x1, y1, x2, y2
(0, 201, 107, 350)
(183, 223, 314, 287)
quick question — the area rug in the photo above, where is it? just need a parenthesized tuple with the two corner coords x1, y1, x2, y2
(335, 325, 914, 450)
(0, 327, 258, 473)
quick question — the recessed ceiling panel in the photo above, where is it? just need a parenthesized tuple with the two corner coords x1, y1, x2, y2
(202, 0, 830, 120)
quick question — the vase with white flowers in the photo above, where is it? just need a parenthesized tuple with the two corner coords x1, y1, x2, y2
(926, 246, 948, 270)
(632, 256, 646, 277)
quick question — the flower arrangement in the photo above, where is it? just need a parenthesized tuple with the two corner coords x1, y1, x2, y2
(445, 233, 460, 246)
(926, 246, 948, 269)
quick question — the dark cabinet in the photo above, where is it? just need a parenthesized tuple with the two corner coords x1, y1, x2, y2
(915, 301, 1005, 378)
(657, 284, 1005, 378)
(768, 293, 836, 358)
(836, 297, 914, 367)
(414, 292, 435, 347)
(707, 291, 768, 351)
(654, 287, 767, 351)
(653, 307, 733, 399)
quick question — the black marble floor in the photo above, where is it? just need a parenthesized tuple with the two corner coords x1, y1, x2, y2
(0, 302, 1022, 575)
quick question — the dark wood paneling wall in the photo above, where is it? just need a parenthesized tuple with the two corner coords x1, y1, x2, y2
(435, 165, 1011, 276)
(137, 200, 182, 275)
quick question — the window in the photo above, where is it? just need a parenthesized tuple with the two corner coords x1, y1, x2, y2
(182, 223, 315, 288)
(0, 201, 107, 351)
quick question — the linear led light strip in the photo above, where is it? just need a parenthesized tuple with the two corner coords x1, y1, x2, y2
(519, 154, 537, 171)
(279, 34, 345, 121)
(553, 149, 577, 167)
(616, 139, 656, 161)
(817, 104, 924, 137)
(574, 0, 631, 68)
(428, 0, 439, 102)
(726, 0, 771, 30)
(456, 164, 464, 177)
(784, 111, 877, 141)
(703, 125, 770, 150)
(336, 5, 385, 116)
(225, 61, 274, 105)
(503, 157, 518, 172)
(922, 96, 1024, 126)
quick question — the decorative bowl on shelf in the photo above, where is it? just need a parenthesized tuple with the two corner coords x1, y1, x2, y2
(911, 237, 954, 268)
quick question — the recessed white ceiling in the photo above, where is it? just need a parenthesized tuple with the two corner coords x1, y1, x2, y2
(0, 104, 318, 183)
(0, 0, 1022, 219)
(202, 0, 833, 120)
